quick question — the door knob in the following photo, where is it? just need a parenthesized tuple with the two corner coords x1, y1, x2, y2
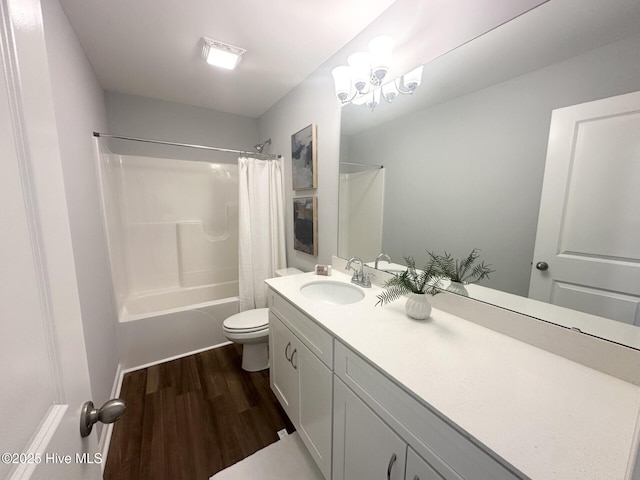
(80, 398, 126, 437)
(535, 261, 549, 271)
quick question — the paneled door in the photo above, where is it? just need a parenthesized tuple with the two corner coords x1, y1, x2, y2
(0, 0, 100, 478)
(529, 91, 640, 325)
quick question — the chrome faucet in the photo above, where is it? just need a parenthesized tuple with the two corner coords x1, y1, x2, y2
(346, 257, 363, 281)
(374, 253, 392, 269)
(346, 257, 372, 288)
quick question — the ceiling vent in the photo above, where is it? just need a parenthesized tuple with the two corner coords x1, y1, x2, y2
(201, 37, 246, 70)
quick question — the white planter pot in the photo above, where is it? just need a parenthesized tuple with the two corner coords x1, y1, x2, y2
(446, 281, 469, 296)
(404, 293, 432, 320)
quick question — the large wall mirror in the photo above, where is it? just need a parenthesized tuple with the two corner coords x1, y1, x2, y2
(338, 0, 640, 350)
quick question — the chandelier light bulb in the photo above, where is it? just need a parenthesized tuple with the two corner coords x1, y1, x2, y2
(368, 35, 394, 83)
(331, 66, 352, 102)
(402, 65, 424, 91)
(348, 52, 371, 92)
(382, 82, 398, 102)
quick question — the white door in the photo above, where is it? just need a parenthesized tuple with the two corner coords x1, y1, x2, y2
(0, 0, 101, 478)
(529, 91, 640, 326)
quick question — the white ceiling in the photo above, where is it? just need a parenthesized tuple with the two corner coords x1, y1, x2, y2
(58, 0, 551, 120)
(58, 0, 396, 118)
(62, 0, 639, 127)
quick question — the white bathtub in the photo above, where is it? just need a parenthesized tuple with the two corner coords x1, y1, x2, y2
(117, 281, 239, 369)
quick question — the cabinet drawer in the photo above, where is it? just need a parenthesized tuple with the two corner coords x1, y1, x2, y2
(268, 289, 333, 368)
(334, 341, 524, 480)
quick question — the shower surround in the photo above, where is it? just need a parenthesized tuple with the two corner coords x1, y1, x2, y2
(97, 142, 239, 368)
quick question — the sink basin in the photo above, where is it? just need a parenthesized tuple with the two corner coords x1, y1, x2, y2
(300, 281, 365, 305)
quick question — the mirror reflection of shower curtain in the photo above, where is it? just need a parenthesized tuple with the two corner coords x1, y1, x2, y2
(238, 156, 286, 310)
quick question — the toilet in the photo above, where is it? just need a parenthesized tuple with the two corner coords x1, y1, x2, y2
(223, 267, 303, 372)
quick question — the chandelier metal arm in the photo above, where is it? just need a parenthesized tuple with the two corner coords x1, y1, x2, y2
(339, 85, 373, 105)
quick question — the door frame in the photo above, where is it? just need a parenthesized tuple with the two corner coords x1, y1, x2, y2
(1, 0, 100, 478)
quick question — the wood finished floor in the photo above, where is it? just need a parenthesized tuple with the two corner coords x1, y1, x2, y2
(104, 344, 295, 480)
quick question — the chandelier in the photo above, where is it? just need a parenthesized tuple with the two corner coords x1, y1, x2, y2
(331, 36, 423, 111)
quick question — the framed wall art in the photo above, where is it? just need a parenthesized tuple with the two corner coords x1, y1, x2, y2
(291, 124, 317, 190)
(293, 196, 318, 256)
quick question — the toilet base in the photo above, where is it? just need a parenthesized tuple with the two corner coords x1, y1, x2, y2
(241, 342, 269, 372)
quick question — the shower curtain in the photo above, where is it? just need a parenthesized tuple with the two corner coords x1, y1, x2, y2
(238, 156, 286, 311)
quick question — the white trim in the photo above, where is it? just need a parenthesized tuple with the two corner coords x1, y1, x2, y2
(98, 341, 232, 470)
(121, 340, 232, 375)
(0, 0, 64, 403)
(98, 362, 123, 473)
(8, 405, 68, 480)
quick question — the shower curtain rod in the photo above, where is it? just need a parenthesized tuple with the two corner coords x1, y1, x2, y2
(93, 132, 281, 160)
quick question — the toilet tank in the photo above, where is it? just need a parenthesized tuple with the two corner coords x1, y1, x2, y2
(275, 267, 303, 277)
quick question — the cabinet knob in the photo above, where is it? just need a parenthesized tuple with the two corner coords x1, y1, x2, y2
(387, 453, 397, 480)
(291, 349, 298, 370)
(285, 341, 292, 361)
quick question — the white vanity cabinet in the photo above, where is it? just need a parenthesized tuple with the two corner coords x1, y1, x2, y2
(333, 340, 523, 480)
(265, 272, 640, 480)
(333, 378, 450, 480)
(268, 289, 333, 479)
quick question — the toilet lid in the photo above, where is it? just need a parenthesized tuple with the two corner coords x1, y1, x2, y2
(223, 308, 269, 332)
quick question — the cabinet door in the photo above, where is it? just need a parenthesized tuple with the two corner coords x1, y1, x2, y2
(298, 341, 332, 479)
(270, 313, 299, 424)
(406, 446, 447, 480)
(333, 376, 407, 480)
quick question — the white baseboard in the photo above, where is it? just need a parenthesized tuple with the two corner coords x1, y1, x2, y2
(121, 340, 232, 375)
(98, 341, 233, 471)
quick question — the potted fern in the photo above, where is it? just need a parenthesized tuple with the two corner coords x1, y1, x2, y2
(375, 255, 440, 320)
(428, 249, 494, 296)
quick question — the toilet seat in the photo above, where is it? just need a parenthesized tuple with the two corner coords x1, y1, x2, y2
(223, 308, 269, 334)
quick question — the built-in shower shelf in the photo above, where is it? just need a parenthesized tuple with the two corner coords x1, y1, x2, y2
(177, 218, 238, 288)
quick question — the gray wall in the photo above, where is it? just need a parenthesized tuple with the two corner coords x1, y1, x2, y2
(347, 33, 640, 296)
(42, 0, 118, 433)
(258, 68, 341, 271)
(105, 91, 259, 162)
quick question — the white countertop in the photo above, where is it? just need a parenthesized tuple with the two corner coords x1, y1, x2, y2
(266, 271, 640, 480)
(462, 282, 640, 350)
